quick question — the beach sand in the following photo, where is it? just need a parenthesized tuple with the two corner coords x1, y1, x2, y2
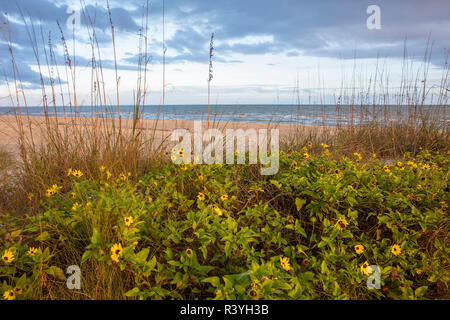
(0, 115, 335, 156)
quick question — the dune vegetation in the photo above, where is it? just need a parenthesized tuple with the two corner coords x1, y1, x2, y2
(1, 146, 449, 300)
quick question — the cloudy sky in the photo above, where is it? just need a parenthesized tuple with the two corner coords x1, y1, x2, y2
(0, 0, 449, 106)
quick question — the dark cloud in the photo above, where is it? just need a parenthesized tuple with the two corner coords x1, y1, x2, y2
(1, 0, 449, 88)
(0, 0, 141, 86)
(156, 0, 450, 64)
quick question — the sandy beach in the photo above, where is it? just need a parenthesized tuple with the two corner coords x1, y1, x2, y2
(0, 115, 334, 156)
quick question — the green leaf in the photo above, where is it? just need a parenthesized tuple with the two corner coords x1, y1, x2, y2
(80, 250, 92, 264)
(125, 287, 140, 297)
(294, 221, 307, 237)
(135, 248, 150, 264)
(301, 271, 315, 282)
(414, 286, 428, 298)
(144, 256, 157, 276)
(36, 231, 50, 241)
(321, 260, 328, 274)
(201, 276, 221, 288)
(152, 287, 170, 297)
(45, 266, 66, 281)
(90, 228, 101, 247)
(317, 240, 328, 248)
(270, 180, 282, 189)
(295, 198, 306, 211)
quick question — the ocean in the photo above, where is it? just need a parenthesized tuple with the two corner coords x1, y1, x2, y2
(0, 104, 448, 126)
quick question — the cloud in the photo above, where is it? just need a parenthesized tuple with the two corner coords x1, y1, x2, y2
(0, 0, 142, 87)
(157, 0, 450, 64)
(1, 0, 449, 90)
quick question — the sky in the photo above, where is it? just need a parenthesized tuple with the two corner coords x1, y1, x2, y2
(0, 0, 449, 106)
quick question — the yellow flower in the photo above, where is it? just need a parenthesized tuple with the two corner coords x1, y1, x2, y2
(280, 256, 291, 271)
(67, 168, 73, 176)
(397, 161, 403, 167)
(106, 170, 112, 179)
(72, 170, 83, 178)
(186, 248, 193, 257)
(353, 153, 362, 161)
(197, 192, 205, 201)
(288, 215, 294, 224)
(307, 141, 312, 148)
(27, 193, 33, 201)
(27, 247, 38, 256)
(72, 202, 81, 211)
(234, 149, 240, 155)
(119, 173, 127, 181)
(421, 164, 431, 170)
(291, 160, 298, 168)
(354, 244, 364, 255)
(3, 290, 15, 300)
(372, 153, 377, 158)
(303, 152, 310, 159)
(14, 287, 22, 295)
(407, 161, 418, 169)
(99, 166, 106, 172)
(198, 174, 204, 181)
(251, 280, 259, 289)
(221, 194, 228, 201)
(320, 143, 329, 149)
(178, 149, 184, 158)
(110, 243, 123, 263)
(86, 202, 92, 207)
(361, 261, 371, 275)
(2, 249, 15, 264)
(214, 207, 223, 216)
(416, 269, 423, 275)
(383, 165, 390, 173)
(391, 244, 402, 256)
(124, 216, 134, 227)
(335, 217, 349, 231)
(46, 184, 62, 197)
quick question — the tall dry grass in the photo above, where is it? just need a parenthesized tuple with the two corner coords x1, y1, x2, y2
(0, 1, 165, 216)
(282, 50, 449, 158)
